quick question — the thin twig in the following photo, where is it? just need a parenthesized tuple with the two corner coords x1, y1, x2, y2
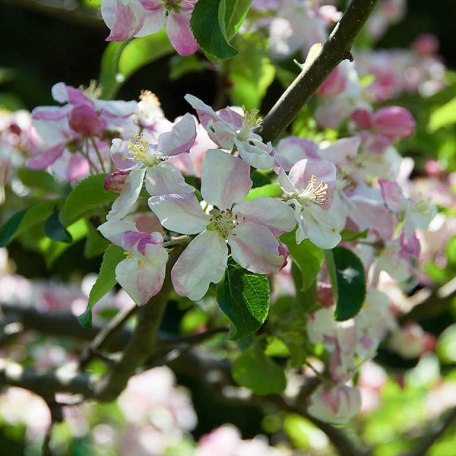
(260, 0, 379, 142)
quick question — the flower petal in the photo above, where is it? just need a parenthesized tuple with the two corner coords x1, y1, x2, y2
(172, 230, 227, 300)
(166, 12, 199, 56)
(299, 205, 341, 249)
(98, 220, 138, 246)
(26, 143, 65, 170)
(107, 168, 147, 221)
(149, 193, 210, 234)
(201, 149, 252, 209)
(102, 0, 145, 41)
(233, 197, 296, 235)
(235, 138, 275, 170)
(145, 162, 195, 197)
(116, 243, 168, 305)
(228, 222, 284, 274)
(157, 113, 196, 157)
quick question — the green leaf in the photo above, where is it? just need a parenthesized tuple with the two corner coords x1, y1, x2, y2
(190, 0, 237, 62)
(0, 201, 55, 247)
(429, 97, 456, 132)
(232, 340, 286, 395)
(281, 233, 323, 291)
(84, 222, 110, 259)
(223, 0, 252, 40)
(324, 247, 366, 321)
(228, 33, 275, 109)
(78, 244, 125, 328)
(62, 173, 116, 225)
(244, 183, 282, 201)
(17, 168, 61, 195)
(99, 31, 174, 99)
(44, 211, 73, 243)
(216, 259, 269, 340)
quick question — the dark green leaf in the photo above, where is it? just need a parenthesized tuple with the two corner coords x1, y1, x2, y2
(78, 244, 125, 328)
(281, 233, 324, 291)
(62, 173, 116, 225)
(223, 0, 252, 40)
(0, 201, 55, 247)
(216, 259, 269, 340)
(84, 222, 110, 259)
(190, 0, 237, 62)
(324, 247, 366, 321)
(232, 340, 286, 395)
(44, 211, 73, 243)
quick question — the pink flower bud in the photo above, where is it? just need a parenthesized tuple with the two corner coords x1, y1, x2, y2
(318, 66, 347, 98)
(351, 108, 373, 130)
(424, 159, 443, 178)
(373, 107, 415, 138)
(308, 384, 361, 424)
(104, 171, 129, 193)
(69, 104, 105, 136)
(412, 33, 439, 56)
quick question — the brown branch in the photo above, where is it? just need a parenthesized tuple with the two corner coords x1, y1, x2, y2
(260, 0, 379, 142)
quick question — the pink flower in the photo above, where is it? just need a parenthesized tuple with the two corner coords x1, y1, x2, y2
(98, 220, 168, 305)
(149, 150, 295, 300)
(101, 0, 198, 56)
(373, 106, 415, 138)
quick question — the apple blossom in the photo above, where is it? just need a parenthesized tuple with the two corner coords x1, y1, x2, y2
(106, 113, 196, 220)
(98, 220, 168, 305)
(185, 94, 275, 169)
(101, 0, 198, 56)
(149, 149, 295, 300)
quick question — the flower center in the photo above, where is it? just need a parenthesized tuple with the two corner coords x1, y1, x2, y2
(163, 0, 181, 14)
(298, 175, 329, 206)
(127, 135, 162, 166)
(237, 108, 263, 141)
(208, 208, 236, 239)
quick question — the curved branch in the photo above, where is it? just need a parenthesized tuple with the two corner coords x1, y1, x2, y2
(260, 0, 379, 142)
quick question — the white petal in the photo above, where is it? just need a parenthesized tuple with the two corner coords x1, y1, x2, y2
(235, 138, 275, 170)
(145, 162, 195, 197)
(172, 230, 228, 300)
(149, 193, 210, 234)
(300, 205, 341, 249)
(228, 222, 284, 274)
(107, 168, 146, 221)
(201, 149, 252, 209)
(233, 197, 296, 235)
(98, 220, 137, 246)
(157, 113, 196, 157)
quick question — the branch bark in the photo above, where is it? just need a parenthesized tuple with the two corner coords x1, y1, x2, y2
(260, 0, 379, 142)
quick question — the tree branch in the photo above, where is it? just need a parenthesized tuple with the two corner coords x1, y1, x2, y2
(260, 0, 379, 142)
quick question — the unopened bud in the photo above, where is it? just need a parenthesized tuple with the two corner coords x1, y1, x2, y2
(104, 171, 129, 193)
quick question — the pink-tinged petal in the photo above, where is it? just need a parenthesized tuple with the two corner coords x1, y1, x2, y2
(347, 194, 395, 240)
(278, 169, 296, 195)
(274, 137, 319, 172)
(32, 106, 71, 121)
(218, 107, 243, 130)
(136, 0, 166, 36)
(201, 150, 252, 209)
(122, 230, 163, 253)
(116, 243, 168, 305)
(157, 113, 196, 157)
(102, 0, 145, 41)
(111, 138, 138, 171)
(317, 65, 347, 98)
(319, 137, 360, 166)
(145, 162, 195, 197)
(233, 197, 296, 236)
(51, 82, 91, 105)
(149, 193, 210, 234)
(172, 230, 227, 301)
(106, 168, 147, 221)
(65, 154, 90, 183)
(235, 138, 275, 170)
(206, 120, 236, 149)
(301, 205, 341, 249)
(308, 384, 361, 425)
(26, 143, 65, 170)
(351, 108, 373, 130)
(184, 94, 219, 128)
(166, 12, 199, 56)
(378, 178, 405, 212)
(229, 222, 284, 274)
(96, 99, 138, 118)
(98, 220, 138, 246)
